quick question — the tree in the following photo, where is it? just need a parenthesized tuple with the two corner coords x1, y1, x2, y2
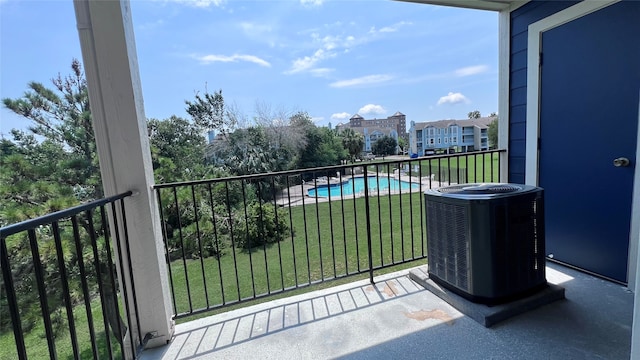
(209, 126, 272, 176)
(3, 58, 101, 203)
(468, 110, 481, 119)
(340, 128, 364, 163)
(1, 59, 128, 341)
(296, 124, 345, 170)
(147, 116, 208, 183)
(488, 117, 499, 149)
(255, 106, 309, 172)
(185, 88, 237, 136)
(397, 137, 407, 154)
(372, 136, 398, 157)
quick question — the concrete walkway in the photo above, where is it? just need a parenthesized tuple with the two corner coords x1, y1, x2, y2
(140, 262, 633, 359)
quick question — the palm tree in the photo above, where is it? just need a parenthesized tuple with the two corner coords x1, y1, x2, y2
(340, 128, 364, 163)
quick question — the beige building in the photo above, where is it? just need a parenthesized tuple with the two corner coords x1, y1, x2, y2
(335, 112, 407, 153)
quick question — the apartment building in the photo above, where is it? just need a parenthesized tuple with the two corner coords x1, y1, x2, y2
(409, 116, 495, 155)
(335, 112, 407, 153)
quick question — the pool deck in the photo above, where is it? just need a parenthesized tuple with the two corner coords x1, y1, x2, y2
(275, 173, 450, 207)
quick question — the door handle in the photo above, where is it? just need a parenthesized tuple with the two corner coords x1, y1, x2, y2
(613, 157, 630, 167)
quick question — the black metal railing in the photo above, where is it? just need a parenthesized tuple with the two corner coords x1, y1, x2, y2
(155, 150, 504, 319)
(0, 191, 148, 360)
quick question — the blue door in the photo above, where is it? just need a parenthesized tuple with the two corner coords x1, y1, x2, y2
(538, 1, 639, 283)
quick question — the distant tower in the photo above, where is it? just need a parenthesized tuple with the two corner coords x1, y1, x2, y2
(350, 114, 363, 127)
(328, 122, 332, 130)
(389, 111, 407, 140)
(207, 130, 215, 144)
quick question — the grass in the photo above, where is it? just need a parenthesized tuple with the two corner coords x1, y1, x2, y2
(413, 152, 500, 182)
(167, 152, 499, 320)
(168, 191, 426, 319)
(0, 152, 500, 357)
(362, 152, 500, 183)
(0, 297, 123, 360)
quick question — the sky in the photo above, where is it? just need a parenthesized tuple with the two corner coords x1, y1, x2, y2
(0, 0, 498, 136)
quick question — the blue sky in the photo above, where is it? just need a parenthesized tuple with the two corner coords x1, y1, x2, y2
(1, 0, 498, 135)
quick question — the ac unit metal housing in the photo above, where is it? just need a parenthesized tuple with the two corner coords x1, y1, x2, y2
(424, 183, 546, 305)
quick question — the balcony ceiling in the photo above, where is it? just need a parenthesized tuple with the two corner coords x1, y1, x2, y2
(397, 0, 519, 11)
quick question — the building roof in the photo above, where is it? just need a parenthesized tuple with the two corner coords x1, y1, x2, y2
(392, 111, 405, 117)
(350, 114, 363, 119)
(413, 116, 496, 130)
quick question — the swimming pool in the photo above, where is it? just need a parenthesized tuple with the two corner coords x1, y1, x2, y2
(308, 176, 419, 197)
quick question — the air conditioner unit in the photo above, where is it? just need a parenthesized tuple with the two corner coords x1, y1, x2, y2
(424, 183, 546, 305)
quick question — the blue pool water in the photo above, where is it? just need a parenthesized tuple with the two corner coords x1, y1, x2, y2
(308, 176, 419, 197)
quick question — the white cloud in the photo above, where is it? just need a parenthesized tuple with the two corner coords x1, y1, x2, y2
(300, 0, 323, 6)
(286, 49, 335, 74)
(287, 30, 366, 75)
(437, 92, 469, 105)
(455, 65, 489, 77)
(370, 21, 412, 34)
(193, 54, 271, 67)
(239, 22, 278, 47)
(311, 116, 324, 123)
(287, 20, 408, 76)
(331, 112, 351, 120)
(169, 0, 225, 8)
(379, 21, 413, 33)
(359, 104, 386, 115)
(329, 74, 393, 88)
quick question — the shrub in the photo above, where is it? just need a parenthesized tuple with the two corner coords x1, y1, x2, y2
(235, 201, 289, 249)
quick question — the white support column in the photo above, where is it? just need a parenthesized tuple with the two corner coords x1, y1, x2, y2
(73, 0, 174, 349)
(498, 9, 510, 183)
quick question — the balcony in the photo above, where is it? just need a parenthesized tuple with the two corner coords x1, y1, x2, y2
(1, 150, 633, 359)
(139, 262, 632, 359)
(2, 1, 638, 359)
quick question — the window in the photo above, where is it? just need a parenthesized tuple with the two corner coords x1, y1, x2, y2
(429, 139, 434, 144)
(444, 128, 448, 134)
(445, 137, 448, 144)
(438, 138, 441, 144)
(438, 129, 441, 135)
(453, 136, 457, 143)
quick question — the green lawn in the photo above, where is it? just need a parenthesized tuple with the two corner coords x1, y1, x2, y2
(412, 152, 500, 183)
(166, 152, 500, 319)
(0, 152, 501, 357)
(0, 297, 123, 360)
(168, 191, 426, 318)
(362, 152, 500, 184)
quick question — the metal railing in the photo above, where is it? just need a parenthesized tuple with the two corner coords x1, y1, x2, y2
(0, 191, 148, 360)
(155, 150, 504, 319)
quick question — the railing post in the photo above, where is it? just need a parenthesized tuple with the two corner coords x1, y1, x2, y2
(0, 237, 27, 360)
(363, 166, 375, 284)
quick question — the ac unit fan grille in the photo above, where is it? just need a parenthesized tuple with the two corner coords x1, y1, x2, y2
(437, 183, 521, 194)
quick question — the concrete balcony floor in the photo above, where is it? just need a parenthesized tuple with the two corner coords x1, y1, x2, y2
(140, 262, 633, 360)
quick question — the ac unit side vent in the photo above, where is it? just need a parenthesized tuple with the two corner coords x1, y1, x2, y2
(426, 200, 470, 291)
